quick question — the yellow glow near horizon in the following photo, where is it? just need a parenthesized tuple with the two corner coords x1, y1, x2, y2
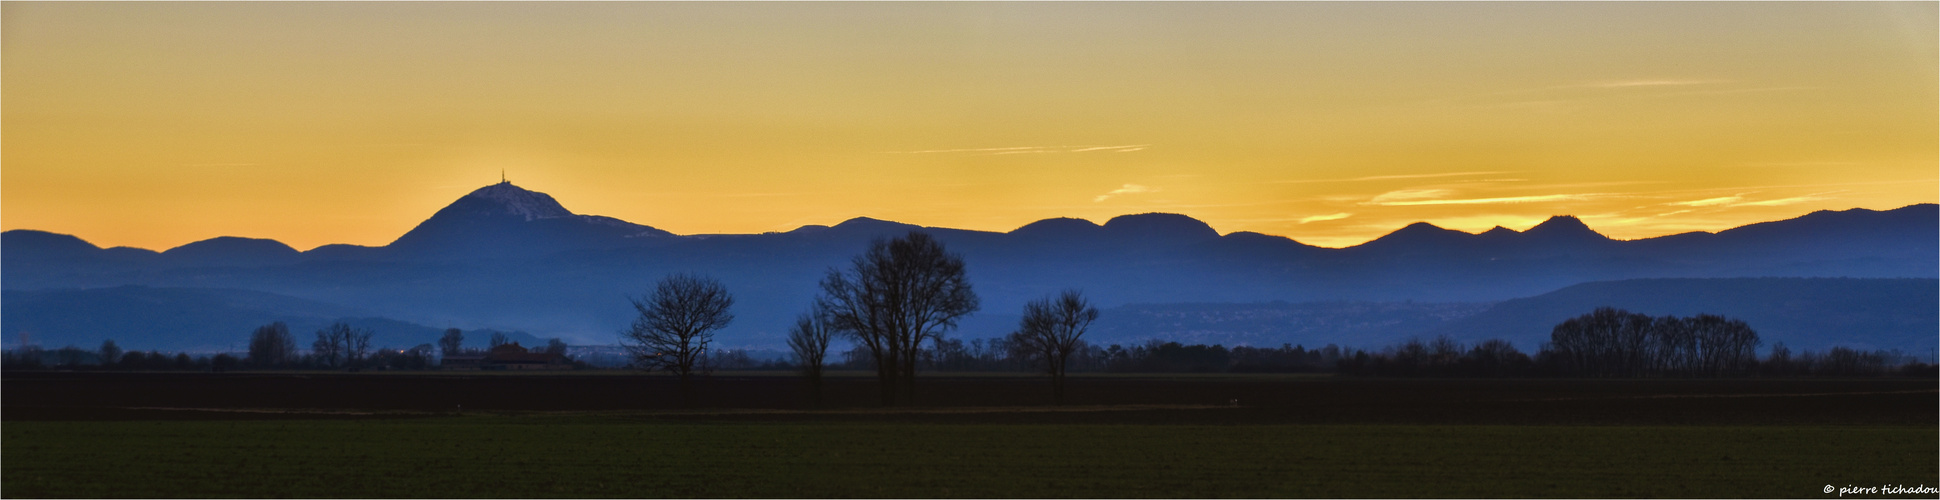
(3, 2, 1934, 251)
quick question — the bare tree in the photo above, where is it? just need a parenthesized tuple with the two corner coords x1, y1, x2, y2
(786, 309, 835, 407)
(1548, 307, 1654, 377)
(1548, 308, 1760, 378)
(311, 322, 372, 370)
(347, 327, 373, 370)
(1011, 290, 1100, 405)
(489, 332, 510, 349)
(1651, 315, 1697, 376)
(1690, 314, 1759, 377)
(1464, 339, 1530, 377)
(817, 231, 979, 406)
(248, 322, 297, 368)
(312, 326, 345, 368)
(621, 273, 736, 403)
(439, 328, 465, 356)
(98, 340, 123, 369)
(55, 346, 88, 368)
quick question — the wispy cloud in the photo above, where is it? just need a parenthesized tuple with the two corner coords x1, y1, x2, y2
(1735, 195, 1822, 207)
(1658, 86, 1817, 97)
(1469, 79, 1726, 100)
(886, 146, 1042, 154)
(1366, 189, 1454, 204)
(1585, 79, 1726, 89)
(1276, 171, 1513, 184)
(1667, 192, 1831, 208)
(1404, 78, 1746, 111)
(1070, 145, 1149, 153)
(1669, 195, 1744, 207)
(1742, 161, 1859, 168)
(720, 192, 814, 198)
(886, 145, 1150, 155)
(1364, 192, 1600, 206)
(1297, 212, 1353, 224)
(1093, 183, 1159, 203)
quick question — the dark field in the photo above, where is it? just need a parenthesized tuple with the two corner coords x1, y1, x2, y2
(6, 371, 1934, 426)
(4, 372, 1935, 498)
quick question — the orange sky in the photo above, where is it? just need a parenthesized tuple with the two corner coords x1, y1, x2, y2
(4, 2, 1934, 250)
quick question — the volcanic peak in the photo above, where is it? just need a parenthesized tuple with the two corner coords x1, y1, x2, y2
(453, 182, 575, 221)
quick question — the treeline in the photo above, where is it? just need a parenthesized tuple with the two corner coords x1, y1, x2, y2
(1327, 307, 1933, 378)
(711, 333, 1932, 379)
(0, 342, 244, 372)
(1762, 344, 1935, 377)
(0, 321, 581, 372)
(830, 337, 1338, 374)
(0, 340, 438, 372)
(733, 306, 1931, 379)
(1335, 336, 1932, 378)
(683, 327, 1349, 374)
(230, 321, 444, 371)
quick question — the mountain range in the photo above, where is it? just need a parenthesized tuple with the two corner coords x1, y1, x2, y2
(4, 181, 1933, 352)
(1429, 277, 1937, 354)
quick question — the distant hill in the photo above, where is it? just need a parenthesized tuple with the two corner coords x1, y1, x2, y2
(1083, 301, 1493, 349)
(160, 236, 302, 268)
(1430, 278, 1938, 354)
(383, 181, 675, 261)
(0, 286, 554, 352)
(4, 181, 1931, 349)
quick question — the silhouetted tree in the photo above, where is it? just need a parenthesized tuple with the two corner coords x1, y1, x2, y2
(1813, 346, 1889, 376)
(439, 328, 465, 356)
(817, 231, 979, 406)
(313, 328, 344, 368)
(1463, 339, 1532, 377)
(544, 338, 569, 358)
(248, 322, 297, 368)
(369, 344, 435, 370)
(211, 353, 240, 372)
(311, 322, 372, 370)
(114, 351, 144, 369)
(347, 327, 373, 370)
(1011, 290, 1100, 405)
(1763, 342, 1798, 376)
(621, 273, 736, 404)
(1688, 314, 1759, 377)
(2, 347, 47, 371)
(54, 345, 89, 368)
(489, 332, 510, 349)
(1547, 307, 1654, 377)
(786, 309, 835, 407)
(1545, 308, 1759, 378)
(411, 343, 437, 363)
(98, 340, 122, 369)
(139, 351, 166, 370)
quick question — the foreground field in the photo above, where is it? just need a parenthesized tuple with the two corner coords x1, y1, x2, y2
(3, 373, 1934, 498)
(7, 372, 1934, 426)
(5, 415, 1933, 498)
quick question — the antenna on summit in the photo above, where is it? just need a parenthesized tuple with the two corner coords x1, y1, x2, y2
(501, 169, 506, 184)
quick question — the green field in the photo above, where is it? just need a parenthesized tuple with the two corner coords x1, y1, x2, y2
(5, 414, 1932, 498)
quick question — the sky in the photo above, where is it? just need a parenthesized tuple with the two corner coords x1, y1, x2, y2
(4, 2, 1935, 250)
